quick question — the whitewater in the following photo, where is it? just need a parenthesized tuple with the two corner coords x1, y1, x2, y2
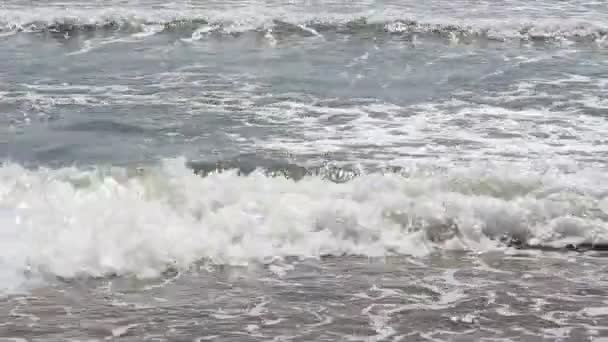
(1, 0, 607, 341)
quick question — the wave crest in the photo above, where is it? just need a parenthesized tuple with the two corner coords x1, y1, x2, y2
(1, 8, 606, 44)
(0, 158, 606, 293)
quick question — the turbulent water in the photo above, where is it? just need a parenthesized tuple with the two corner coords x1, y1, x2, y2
(1, 0, 608, 341)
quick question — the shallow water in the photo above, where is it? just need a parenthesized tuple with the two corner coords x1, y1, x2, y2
(1, 0, 607, 340)
(2, 253, 608, 341)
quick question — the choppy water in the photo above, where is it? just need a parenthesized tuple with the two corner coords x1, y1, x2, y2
(1, 0, 608, 341)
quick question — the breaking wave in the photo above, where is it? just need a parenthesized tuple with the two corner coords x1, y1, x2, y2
(1, 8, 606, 44)
(1, 157, 607, 293)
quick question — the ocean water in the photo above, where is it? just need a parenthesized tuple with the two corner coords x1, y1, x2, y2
(1, 0, 608, 341)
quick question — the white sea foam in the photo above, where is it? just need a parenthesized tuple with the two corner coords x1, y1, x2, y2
(252, 97, 608, 167)
(0, 157, 606, 294)
(0, 2, 606, 43)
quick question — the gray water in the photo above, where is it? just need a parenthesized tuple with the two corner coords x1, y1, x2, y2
(1, 0, 608, 341)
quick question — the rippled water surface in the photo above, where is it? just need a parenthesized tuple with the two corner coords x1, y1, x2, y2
(1, 0, 607, 340)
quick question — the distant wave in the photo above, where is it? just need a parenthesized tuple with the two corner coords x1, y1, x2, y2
(1, 8, 606, 44)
